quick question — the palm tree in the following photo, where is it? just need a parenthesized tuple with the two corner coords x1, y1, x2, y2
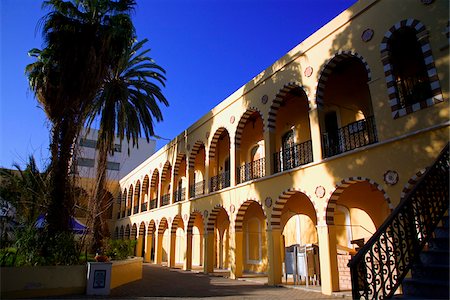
(86, 38, 168, 252)
(25, 0, 136, 236)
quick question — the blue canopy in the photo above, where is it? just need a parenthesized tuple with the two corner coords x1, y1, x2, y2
(35, 214, 88, 234)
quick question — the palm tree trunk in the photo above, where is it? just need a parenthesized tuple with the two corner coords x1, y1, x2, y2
(88, 139, 108, 253)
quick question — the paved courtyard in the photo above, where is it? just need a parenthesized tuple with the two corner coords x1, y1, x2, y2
(108, 263, 350, 299)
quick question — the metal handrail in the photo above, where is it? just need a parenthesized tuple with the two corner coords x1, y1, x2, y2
(237, 157, 265, 184)
(189, 180, 205, 198)
(348, 144, 449, 299)
(210, 171, 230, 192)
(161, 194, 170, 206)
(274, 140, 313, 173)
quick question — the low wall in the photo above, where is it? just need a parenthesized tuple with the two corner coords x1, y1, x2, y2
(1, 265, 87, 299)
(110, 257, 143, 289)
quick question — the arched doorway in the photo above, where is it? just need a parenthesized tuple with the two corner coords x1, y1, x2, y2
(186, 211, 204, 270)
(205, 206, 230, 274)
(156, 218, 169, 265)
(169, 215, 185, 268)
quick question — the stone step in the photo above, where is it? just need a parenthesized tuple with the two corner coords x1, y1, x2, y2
(419, 249, 449, 265)
(402, 278, 449, 299)
(411, 263, 449, 281)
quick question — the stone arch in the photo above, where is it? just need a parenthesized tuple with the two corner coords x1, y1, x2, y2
(380, 19, 443, 118)
(271, 188, 316, 230)
(161, 161, 172, 183)
(171, 214, 184, 234)
(187, 211, 204, 234)
(114, 227, 119, 239)
(173, 153, 186, 176)
(142, 174, 150, 198)
(316, 51, 372, 108)
(206, 204, 229, 233)
(139, 221, 145, 237)
(325, 177, 393, 225)
(158, 217, 169, 234)
(151, 169, 160, 189)
(119, 225, 124, 239)
(188, 141, 206, 169)
(131, 223, 138, 239)
(267, 82, 310, 132)
(208, 127, 230, 161)
(125, 224, 131, 239)
(235, 108, 264, 149)
(148, 219, 157, 235)
(400, 168, 427, 200)
(235, 200, 267, 232)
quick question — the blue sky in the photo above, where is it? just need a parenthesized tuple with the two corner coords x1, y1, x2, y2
(0, 0, 356, 170)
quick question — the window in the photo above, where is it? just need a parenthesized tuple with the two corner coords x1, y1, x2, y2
(246, 217, 262, 263)
(79, 138, 97, 148)
(106, 161, 120, 171)
(77, 158, 95, 167)
(388, 27, 432, 108)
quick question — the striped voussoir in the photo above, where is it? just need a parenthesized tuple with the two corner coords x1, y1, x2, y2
(148, 220, 156, 235)
(122, 188, 128, 204)
(125, 224, 130, 239)
(235, 108, 264, 149)
(171, 215, 184, 234)
(401, 168, 427, 200)
(158, 218, 168, 235)
(380, 19, 443, 119)
(114, 227, 119, 239)
(188, 141, 205, 169)
(138, 221, 146, 237)
(325, 177, 392, 225)
(119, 226, 124, 239)
(161, 161, 172, 183)
(271, 188, 315, 230)
(206, 204, 227, 233)
(151, 169, 159, 189)
(208, 127, 229, 161)
(267, 82, 309, 132)
(127, 185, 133, 205)
(316, 51, 371, 108)
(134, 180, 141, 200)
(173, 153, 186, 176)
(142, 175, 150, 194)
(187, 211, 203, 234)
(131, 223, 138, 239)
(235, 200, 266, 232)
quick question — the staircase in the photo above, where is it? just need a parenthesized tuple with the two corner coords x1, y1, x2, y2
(349, 144, 449, 299)
(401, 214, 449, 299)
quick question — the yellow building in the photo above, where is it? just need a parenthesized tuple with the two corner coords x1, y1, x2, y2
(112, 0, 449, 296)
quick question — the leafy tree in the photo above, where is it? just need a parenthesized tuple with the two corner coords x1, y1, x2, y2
(25, 0, 136, 237)
(86, 38, 168, 252)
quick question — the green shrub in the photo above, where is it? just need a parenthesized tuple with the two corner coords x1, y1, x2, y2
(104, 239, 137, 260)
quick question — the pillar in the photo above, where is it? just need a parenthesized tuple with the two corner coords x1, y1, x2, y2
(203, 230, 215, 273)
(267, 228, 283, 285)
(155, 232, 163, 264)
(169, 230, 176, 267)
(184, 231, 193, 270)
(144, 233, 153, 263)
(309, 108, 323, 161)
(230, 141, 236, 186)
(317, 224, 339, 294)
(230, 230, 243, 279)
(264, 130, 276, 175)
(136, 235, 143, 257)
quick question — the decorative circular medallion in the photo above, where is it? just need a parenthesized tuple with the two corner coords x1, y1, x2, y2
(361, 28, 374, 42)
(229, 204, 235, 214)
(384, 170, 399, 186)
(205, 131, 210, 139)
(315, 186, 326, 198)
(304, 66, 313, 77)
(421, 0, 434, 4)
(265, 197, 272, 208)
(261, 95, 268, 104)
(187, 144, 191, 151)
(230, 116, 235, 124)
(183, 214, 188, 221)
(203, 210, 209, 218)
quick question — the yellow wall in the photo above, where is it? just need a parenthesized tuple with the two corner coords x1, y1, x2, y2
(110, 257, 143, 289)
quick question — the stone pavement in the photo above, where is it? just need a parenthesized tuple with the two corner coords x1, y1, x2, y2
(107, 263, 350, 299)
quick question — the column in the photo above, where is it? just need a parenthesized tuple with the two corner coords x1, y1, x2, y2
(263, 130, 275, 175)
(309, 108, 323, 161)
(230, 230, 243, 279)
(184, 231, 193, 270)
(155, 232, 163, 264)
(168, 228, 176, 267)
(317, 224, 339, 294)
(203, 229, 215, 273)
(267, 228, 283, 285)
(230, 141, 236, 186)
(144, 232, 153, 263)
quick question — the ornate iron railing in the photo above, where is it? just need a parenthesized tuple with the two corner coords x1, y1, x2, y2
(349, 144, 449, 299)
(274, 140, 313, 173)
(173, 188, 186, 202)
(210, 171, 230, 192)
(117, 211, 121, 219)
(237, 157, 265, 184)
(189, 180, 205, 198)
(141, 202, 148, 212)
(121, 210, 126, 218)
(149, 198, 157, 209)
(133, 206, 139, 214)
(127, 208, 131, 216)
(161, 194, 170, 206)
(322, 116, 378, 158)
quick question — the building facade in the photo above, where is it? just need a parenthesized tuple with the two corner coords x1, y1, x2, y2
(113, 0, 449, 295)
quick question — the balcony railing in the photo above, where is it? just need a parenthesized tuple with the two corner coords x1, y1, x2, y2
(127, 208, 131, 216)
(141, 202, 148, 212)
(121, 210, 126, 218)
(274, 140, 313, 173)
(322, 116, 377, 158)
(161, 194, 170, 206)
(173, 188, 186, 202)
(189, 180, 205, 198)
(117, 212, 121, 219)
(210, 171, 230, 192)
(149, 198, 157, 209)
(237, 157, 265, 184)
(133, 206, 139, 214)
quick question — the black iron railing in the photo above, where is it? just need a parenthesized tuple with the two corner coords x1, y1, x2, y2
(274, 140, 313, 173)
(210, 171, 230, 192)
(322, 116, 377, 158)
(173, 188, 186, 202)
(121, 210, 126, 218)
(161, 194, 170, 206)
(117, 212, 121, 219)
(133, 206, 139, 214)
(349, 144, 449, 299)
(189, 180, 205, 198)
(127, 208, 131, 216)
(237, 158, 265, 184)
(149, 198, 157, 209)
(141, 202, 148, 212)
